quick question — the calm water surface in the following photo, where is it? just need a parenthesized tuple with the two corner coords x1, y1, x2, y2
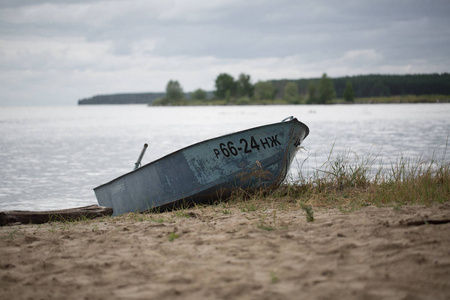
(0, 104, 449, 211)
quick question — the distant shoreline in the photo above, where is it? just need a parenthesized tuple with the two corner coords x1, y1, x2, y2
(77, 73, 450, 105)
(78, 94, 450, 105)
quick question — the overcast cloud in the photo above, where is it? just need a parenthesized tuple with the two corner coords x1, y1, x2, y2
(0, 0, 449, 106)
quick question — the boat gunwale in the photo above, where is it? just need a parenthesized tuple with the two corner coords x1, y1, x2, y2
(94, 118, 309, 191)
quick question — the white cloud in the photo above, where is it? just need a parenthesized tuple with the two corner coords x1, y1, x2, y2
(341, 49, 382, 62)
(0, 1, 133, 26)
(0, 36, 113, 71)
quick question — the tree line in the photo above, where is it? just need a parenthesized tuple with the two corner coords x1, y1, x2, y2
(152, 73, 450, 105)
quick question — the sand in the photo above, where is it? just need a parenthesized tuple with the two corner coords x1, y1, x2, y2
(1, 202, 449, 300)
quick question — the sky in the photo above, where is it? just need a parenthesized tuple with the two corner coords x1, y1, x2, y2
(0, 0, 449, 106)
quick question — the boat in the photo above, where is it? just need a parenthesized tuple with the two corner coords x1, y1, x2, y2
(94, 117, 309, 216)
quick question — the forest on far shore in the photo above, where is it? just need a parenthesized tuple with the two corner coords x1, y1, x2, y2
(78, 73, 450, 105)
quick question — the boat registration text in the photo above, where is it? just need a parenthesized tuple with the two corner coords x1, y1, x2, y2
(213, 135, 281, 159)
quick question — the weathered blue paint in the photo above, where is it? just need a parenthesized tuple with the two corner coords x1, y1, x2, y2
(94, 117, 309, 216)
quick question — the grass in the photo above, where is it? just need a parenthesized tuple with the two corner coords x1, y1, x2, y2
(0, 228, 23, 240)
(270, 271, 280, 284)
(168, 232, 180, 242)
(138, 150, 448, 227)
(257, 213, 276, 231)
(283, 148, 449, 211)
(300, 203, 314, 222)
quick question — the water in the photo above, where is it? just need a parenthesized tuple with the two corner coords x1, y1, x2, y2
(1, 104, 449, 211)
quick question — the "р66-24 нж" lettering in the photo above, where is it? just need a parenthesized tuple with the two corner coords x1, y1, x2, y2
(213, 135, 281, 159)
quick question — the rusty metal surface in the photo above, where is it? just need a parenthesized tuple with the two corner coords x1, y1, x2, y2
(94, 118, 309, 216)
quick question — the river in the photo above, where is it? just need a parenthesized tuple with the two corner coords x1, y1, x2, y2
(0, 104, 448, 210)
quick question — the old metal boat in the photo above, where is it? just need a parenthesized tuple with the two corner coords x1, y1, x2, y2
(94, 117, 309, 216)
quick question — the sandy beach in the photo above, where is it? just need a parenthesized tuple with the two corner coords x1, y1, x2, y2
(1, 202, 449, 300)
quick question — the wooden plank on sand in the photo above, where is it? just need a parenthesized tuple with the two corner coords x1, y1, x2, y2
(0, 205, 113, 226)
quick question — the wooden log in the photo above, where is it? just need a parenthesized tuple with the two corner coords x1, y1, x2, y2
(0, 205, 113, 226)
(401, 218, 450, 226)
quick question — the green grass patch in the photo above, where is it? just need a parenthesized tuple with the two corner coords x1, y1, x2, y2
(283, 147, 449, 210)
(270, 271, 280, 284)
(168, 232, 180, 242)
(300, 203, 314, 222)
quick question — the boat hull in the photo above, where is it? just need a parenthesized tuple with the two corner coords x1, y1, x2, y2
(94, 118, 309, 216)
